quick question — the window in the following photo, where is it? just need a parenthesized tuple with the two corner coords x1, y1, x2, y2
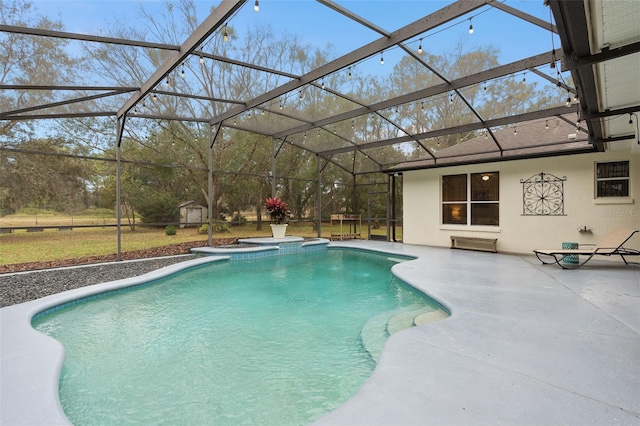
(442, 172, 499, 226)
(596, 161, 629, 197)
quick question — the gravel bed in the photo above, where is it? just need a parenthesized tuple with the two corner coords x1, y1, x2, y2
(0, 255, 197, 308)
(0, 237, 324, 308)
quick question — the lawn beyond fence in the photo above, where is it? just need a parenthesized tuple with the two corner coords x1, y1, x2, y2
(0, 222, 327, 266)
(1, 213, 401, 266)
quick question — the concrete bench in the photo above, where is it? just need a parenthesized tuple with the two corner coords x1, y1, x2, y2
(330, 232, 361, 241)
(450, 235, 498, 253)
(58, 226, 73, 231)
(26, 227, 44, 232)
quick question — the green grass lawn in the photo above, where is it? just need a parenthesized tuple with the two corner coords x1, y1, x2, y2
(0, 215, 402, 265)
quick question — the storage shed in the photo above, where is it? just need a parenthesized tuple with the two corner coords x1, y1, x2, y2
(179, 201, 206, 228)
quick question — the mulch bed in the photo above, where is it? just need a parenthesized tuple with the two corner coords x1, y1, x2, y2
(0, 238, 238, 274)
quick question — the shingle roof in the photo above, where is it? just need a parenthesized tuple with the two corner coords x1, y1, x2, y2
(386, 113, 595, 171)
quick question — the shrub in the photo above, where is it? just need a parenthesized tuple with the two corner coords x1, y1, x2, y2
(214, 222, 230, 233)
(165, 225, 177, 236)
(230, 213, 247, 226)
(198, 222, 229, 234)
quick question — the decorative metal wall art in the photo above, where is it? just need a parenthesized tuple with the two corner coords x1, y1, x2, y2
(521, 172, 567, 215)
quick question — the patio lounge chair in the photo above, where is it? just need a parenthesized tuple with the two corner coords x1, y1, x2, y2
(534, 229, 640, 269)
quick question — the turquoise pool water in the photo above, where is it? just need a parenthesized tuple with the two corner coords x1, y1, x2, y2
(33, 249, 444, 425)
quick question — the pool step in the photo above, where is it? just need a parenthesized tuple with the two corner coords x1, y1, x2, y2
(414, 309, 449, 325)
(360, 308, 404, 362)
(361, 306, 448, 362)
(386, 306, 439, 335)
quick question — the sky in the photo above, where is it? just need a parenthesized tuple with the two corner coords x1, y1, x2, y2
(27, 0, 562, 78)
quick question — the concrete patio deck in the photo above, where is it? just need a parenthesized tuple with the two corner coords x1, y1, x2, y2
(1, 241, 639, 425)
(319, 241, 640, 425)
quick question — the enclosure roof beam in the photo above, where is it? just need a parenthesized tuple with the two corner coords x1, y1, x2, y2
(0, 91, 126, 118)
(0, 111, 116, 120)
(0, 84, 138, 91)
(595, 134, 636, 144)
(319, 105, 573, 156)
(117, 0, 247, 118)
(259, 108, 316, 125)
(128, 114, 212, 123)
(528, 68, 575, 94)
(210, 124, 221, 149)
(490, 2, 558, 33)
(581, 104, 640, 120)
(273, 50, 556, 139)
(564, 41, 640, 70)
(0, 24, 179, 50)
(150, 90, 245, 105)
(197, 51, 301, 80)
(220, 114, 312, 136)
(316, 0, 390, 37)
(208, 0, 488, 127)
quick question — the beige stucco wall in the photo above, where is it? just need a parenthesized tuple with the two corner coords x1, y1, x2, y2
(403, 151, 640, 254)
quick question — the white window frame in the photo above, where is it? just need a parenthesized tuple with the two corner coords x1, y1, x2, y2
(595, 160, 630, 201)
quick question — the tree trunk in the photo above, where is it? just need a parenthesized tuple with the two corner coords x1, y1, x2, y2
(121, 202, 136, 231)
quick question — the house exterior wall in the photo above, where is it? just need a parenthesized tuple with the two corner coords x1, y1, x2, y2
(403, 151, 639, 254)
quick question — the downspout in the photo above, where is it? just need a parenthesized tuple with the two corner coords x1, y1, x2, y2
(391, 173, 397, 242)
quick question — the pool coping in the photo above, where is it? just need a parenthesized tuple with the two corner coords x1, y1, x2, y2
(190, 237, 329, 259)
(1, 241, 639, 425)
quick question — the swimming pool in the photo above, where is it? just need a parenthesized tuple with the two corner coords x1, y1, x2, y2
(32, 249, 446, 425)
